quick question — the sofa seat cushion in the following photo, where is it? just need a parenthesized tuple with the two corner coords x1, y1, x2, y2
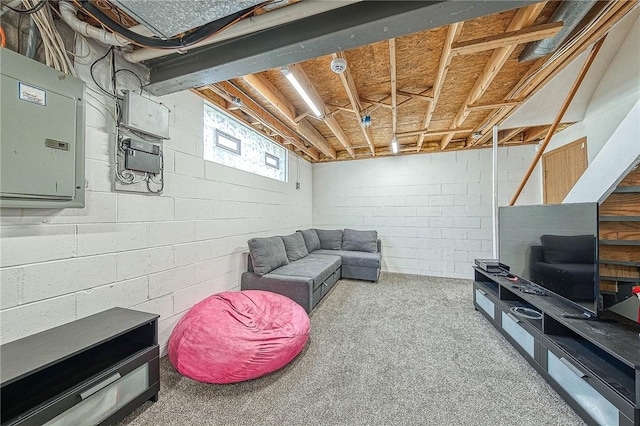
(270, 254, 341, 286)
(313, 249, 381, 268)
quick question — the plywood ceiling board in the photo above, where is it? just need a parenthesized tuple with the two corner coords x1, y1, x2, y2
(440, 2, 548, 150)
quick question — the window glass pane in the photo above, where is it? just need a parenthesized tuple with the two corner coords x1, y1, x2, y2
(216, 131, 241, 154)
(265, 153, 279, 169)
(203, 102, 287, 182)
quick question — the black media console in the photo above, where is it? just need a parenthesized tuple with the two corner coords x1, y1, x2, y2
(0, 308, 160, 425)
(473, 267, 640, 426)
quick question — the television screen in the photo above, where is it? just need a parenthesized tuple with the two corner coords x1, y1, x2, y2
(499, 202, 599, 316)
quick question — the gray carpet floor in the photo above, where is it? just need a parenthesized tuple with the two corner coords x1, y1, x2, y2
(120, 272, 585, 426)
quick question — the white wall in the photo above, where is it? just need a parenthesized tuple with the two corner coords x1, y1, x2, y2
(0, 54, 313, 352)
(565, 100, 640, 203)
(313, 146, 540, 279)
(545, 12, 640, 161)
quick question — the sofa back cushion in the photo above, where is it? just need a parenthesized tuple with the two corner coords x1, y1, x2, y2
(248, 236, 289, 276)
(281, 232, 309, 261)
(299, 229, 321, 252)
(540, 234, 595, 264)
(342, 229, 378, 253)
(315, 229, 343, 250)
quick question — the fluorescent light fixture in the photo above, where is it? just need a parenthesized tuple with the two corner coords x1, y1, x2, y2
(391, 136, 398, 154)
(281, 67, 323, 118)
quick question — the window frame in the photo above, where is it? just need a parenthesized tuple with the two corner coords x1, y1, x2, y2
(264, 152, 280, 170)
(215, 129, 241, 155)
(203, 101, 288, 183)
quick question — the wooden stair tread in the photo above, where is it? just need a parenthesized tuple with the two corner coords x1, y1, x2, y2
(599, 239, 640, 246)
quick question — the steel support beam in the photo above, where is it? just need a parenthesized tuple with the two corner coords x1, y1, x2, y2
(144, 1, 538, 96)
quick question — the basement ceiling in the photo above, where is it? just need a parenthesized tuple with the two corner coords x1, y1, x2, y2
(109, 0, 639, 163)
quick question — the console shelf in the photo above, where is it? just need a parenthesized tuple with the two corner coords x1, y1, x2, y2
(0, 308, 160, 426)
(473, 267, 640, 426)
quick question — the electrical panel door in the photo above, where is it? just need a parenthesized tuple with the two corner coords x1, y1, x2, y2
(0, 48, 85, 208)
(1, 74, 77, 198)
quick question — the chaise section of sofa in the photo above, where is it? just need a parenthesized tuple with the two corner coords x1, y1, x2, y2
(241, 229, 381, 313)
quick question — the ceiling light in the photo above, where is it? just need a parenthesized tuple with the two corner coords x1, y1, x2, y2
(391, 136, 398, 154)
(281, 67, 323, 118)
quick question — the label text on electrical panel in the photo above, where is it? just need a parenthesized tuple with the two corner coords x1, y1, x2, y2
(19, 82, 46, 106)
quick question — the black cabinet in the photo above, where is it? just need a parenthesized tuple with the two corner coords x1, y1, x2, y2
(1, 308, 160, 426)
(474, 267, 640, 426)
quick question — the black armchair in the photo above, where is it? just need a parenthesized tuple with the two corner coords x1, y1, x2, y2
(529, 234, 596, 301)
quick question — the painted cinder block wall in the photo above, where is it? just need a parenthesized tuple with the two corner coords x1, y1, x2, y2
(312, 146, 541, 279)
(0, 64, 313, 351)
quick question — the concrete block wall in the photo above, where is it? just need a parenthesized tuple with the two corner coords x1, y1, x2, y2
(313, 146, 540, 279)
(0, 60, 312, 351)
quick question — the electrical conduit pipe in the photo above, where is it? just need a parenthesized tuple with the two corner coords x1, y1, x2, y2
(122, 0, 361, 63)
(58, 1, 130, 47)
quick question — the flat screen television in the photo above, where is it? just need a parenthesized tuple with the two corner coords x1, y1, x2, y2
(499, 202, 599, 317)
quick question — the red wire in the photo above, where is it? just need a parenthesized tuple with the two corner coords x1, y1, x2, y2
(0, 26, 6, 48)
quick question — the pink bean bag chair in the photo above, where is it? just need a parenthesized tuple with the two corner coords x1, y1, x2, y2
(168, 290, 310, 384)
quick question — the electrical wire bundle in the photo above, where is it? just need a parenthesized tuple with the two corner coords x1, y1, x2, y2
(17, 0, 76, 75)
(72, 0, 267, 49)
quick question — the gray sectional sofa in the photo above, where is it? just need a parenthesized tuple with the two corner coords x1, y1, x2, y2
(241, 229, 381, 313)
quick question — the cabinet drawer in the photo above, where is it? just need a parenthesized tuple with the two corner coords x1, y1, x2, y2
(475, 289, 495, 319)
(10, 346, 159, 426)
(44, 362, 149, 426)
(501, 311, 535, 358)
(547, 350, 619, 426)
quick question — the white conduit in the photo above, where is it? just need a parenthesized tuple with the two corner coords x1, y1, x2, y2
(492, 125, 499, 258)
(58, 1, 130, 47)
(122, 0, 361, 63)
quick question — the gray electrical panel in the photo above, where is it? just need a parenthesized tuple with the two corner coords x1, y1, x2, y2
(0, 48, 86, 208)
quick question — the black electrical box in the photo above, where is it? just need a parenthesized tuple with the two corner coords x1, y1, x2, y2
(123, 138, 161, 173)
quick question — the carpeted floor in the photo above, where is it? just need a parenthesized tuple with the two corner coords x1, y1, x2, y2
(120, 272, 584, 426)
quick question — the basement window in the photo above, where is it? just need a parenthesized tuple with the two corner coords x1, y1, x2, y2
(265, 153, 280, 169)
(203, 102, 287, 182)
(215, 130, 241, 155)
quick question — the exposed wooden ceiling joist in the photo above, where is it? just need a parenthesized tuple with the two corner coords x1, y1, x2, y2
(243, 71, 344, 159)
(467, 100, 524, 111)
(522, 125, 550, 143)
(185, 0, 634, 163)
(440, 2, 548, 151)
(398, 128, 474, 139)
(450, 21, 563, 56)
(416, 22, 463, 152)
(332, 51, 376, 155)
(497, 127, 526, 145)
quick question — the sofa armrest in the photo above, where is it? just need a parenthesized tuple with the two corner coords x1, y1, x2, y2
(529, 245, 544, 280)
(247, 253, 254, 273)
(241, 272, 314, 313)
(377, 239, 382, 254)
